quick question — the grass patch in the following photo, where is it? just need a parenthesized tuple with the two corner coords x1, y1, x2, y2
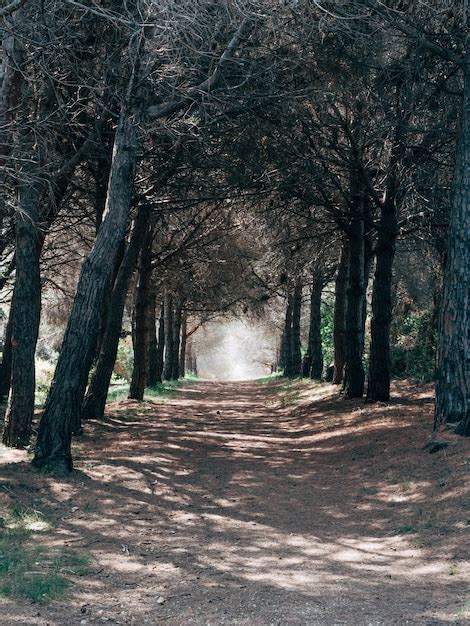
(107, 383, 129, 403)
(146, 376, 195, 401)
(260, 377, 310, 405)
(393, 524, 416, 535)
(107, 376, 198, 404)
(256, 372, 283, 384)
(0, 508, 91, 604)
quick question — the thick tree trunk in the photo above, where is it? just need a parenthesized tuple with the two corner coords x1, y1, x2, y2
(179, 313, 187, 379)
(307, 272, 323, 380)
(366, 200, 398, 402)
(289, 281, 303, 378)
(282, 290, 294, 377)
(332, 240, 348, 384)
(0, 300, 14, 400)
(163, 292, 174, 380)
(435, 51, 470, 436)
(171, 301, 182, 380)
(82, 204, 150, 419)
(33, 108, 140, 472)
(343, 207, 366, 399)
(128, 226, 153, 400)
(2, 184, 42, 447)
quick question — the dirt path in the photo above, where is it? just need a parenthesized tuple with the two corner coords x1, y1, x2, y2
(1, 380, 469, 625)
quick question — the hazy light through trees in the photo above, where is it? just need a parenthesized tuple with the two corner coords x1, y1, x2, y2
(194, 320, 277, 381)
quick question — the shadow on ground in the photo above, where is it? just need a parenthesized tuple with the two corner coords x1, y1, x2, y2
(0, 380, 469, 625)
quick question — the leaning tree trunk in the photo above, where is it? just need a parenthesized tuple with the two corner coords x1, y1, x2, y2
(163, 292, 174, 380)
(282, 290, 294, 377)
(343, 205, 366, 399)
(129, 226, 154, 401)
(171, 301, 182, 380)
(2, 183, 42, 448)
(307, 272, 324, 380)
(82, 204, 150, 419)
(435, 50, 470, 436)
(289, 281, 303, 378)
(179, 312, 187, 379)
(33, 108, 140, 472)
(332, 240, 348, 385)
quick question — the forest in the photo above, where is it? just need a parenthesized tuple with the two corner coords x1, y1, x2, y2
(0, 1, 469, 624)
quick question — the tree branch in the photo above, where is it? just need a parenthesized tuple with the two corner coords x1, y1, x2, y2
(147, 18, 252, 120)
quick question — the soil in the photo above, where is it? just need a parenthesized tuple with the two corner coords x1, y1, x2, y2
(1, 379, 469, 625)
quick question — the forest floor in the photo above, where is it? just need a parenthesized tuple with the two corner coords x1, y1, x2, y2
(0, 379, 469, 625)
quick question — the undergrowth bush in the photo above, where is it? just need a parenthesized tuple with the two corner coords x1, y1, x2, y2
(391, 311, 436, 383)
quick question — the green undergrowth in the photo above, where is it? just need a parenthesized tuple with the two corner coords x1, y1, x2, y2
(107, 373, 198, 404)
(259, 376, 312, 405)
(0, 507, 90, 604)
(256, 372, 283, 384)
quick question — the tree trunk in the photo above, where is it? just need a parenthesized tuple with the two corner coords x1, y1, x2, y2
(332, 240, 348, 384)
(155, 303, 165, 384)
(82, 204, 150, 419)
(147, 293, 159, 387)
(343, 206, 366, 399)
(435, 51, 470, 436)
(179, 312, 187, 379)
(0, 300, 14, 401)
(307, 272, 323, 380)
(171, 301, 182, 380)
(366, 200, 398, 402)
(2, 183, 42, 448)
(360, 209, 374, 357)
(163, 291, 174, 380)
(185, 334, 193, 374)
(33, 108, 140, 473)
(282, 290, 294, 377)
(128, 226, 153, 401)
(289, 281, 302, 378)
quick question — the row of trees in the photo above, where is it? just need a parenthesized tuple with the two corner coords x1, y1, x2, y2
(0, 0, 468, 473)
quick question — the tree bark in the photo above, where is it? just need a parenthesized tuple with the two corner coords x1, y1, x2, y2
(366, 115, 404, 403)
(0, 300, 14, 401)
(289, 281, 303, 378)
(82, 204, 150, 419)
(163, 291, 174, 380)
(307, 272, 323, 380)
(366, 198, 399, 402)
(332, 240, 348, 384)
(343, 202, 366, 399)
(282, 290, 294, 377)
(2, 183, 42, 447)
(435, 50, 470, 436)
(128, 225, 154, 400)
(185, 334, 193, 375)
(154, 303, 165, 384)
(147, 292, 159, 387)
(171, 301, 182, 380)
(33, 107, 140, 472)
(179, 312, 187, 379)
(360, 215, 374, 356)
